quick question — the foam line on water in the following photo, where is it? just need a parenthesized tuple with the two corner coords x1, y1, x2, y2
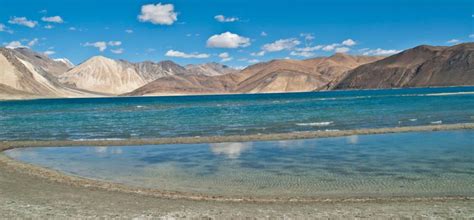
(2, 123, 474, 149)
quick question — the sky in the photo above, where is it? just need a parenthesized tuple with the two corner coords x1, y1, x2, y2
(0, 0, 472, 67)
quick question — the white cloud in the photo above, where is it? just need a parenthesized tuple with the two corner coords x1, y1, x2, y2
(322, 43, 339, 51)
(69, 27, 76, 31)
(248, 59, 260, 63)
(260, 31, 267, 37)
(8, 16, 38, 28)
(250, 51, 265, 56)
(469, 34, 474, 38)
(362, 48, 401, 56)
(43, 50, 55, 56)
(290, 51, 314, 57)
(138, 3, 177, 25)
(125, 29, 133, 34)
(41, 16, 64, 23)
(206, 32, 251, 48)
(27, 38, 39, 47)
(446, 39, 460, 44)
(84, 41, 107, 52)
(111, 48, 124, 54)
(300, 33, 315, 41)
(4, 41, 27, 49)
(294, 45, 323, 52)
(186, 33, 200, 37)
(218, 52, 233, 62)
(44, 24, 54, 29)
(0, 23, 13, 33)
(165, 50, 210, 58)
(314, 39, 357, 52)
(262, 38, 301, 52)
(335, 47, 350, 53)
(342, 39, 356, 46)
(214, 15, 239, 23)
(108, 41, 122, 46)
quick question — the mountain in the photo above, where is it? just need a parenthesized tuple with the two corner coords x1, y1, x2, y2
(62, 58, 239, 96)
(134, 60, 187, 81)
(185, 62, 238, 76)
(126, 53, 382, 96)
(335, 43, 474, 89)
(59, 56, 145, 95)
(59, 57, 191, 95)
(13, 48, 72, 76)
(2, 43, 472, 100)
(53, 58, 75, 69)
(0, 47, 95, 100)
(124, 74, 237, 96)
(232, 53, 383, 93)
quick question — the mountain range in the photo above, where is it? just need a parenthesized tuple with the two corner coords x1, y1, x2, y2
(0, 43, 472, 100)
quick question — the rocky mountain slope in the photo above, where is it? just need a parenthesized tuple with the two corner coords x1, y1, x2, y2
(232, 53, 383, 93)
(1, 43, 473, 100)
(59, 57, 199, 95)
(124, 74, 237, 96)
(59, 56, 148, 95)
(335, 43, 474, 89)
(0, 48, 95, 100)
(185, 63, 238, 76)
(127, 53, 382, 96)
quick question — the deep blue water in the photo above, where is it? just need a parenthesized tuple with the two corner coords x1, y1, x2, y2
(1, 87, 474, 140)
(6, 130, 474, 197)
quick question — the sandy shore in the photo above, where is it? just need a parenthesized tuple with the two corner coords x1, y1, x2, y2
(1, 124, 474, 218)
(1, 156, 473, 219)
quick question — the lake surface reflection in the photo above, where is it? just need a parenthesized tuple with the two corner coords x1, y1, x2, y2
(6, 130, 474, 198)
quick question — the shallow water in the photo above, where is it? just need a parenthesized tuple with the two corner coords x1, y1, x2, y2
(6, 130, 474, 198)
(1, 87, 474, 141)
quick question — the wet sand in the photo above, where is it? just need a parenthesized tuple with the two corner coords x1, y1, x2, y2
(1, 124, 474, 218)
(1, 155, 473, 219)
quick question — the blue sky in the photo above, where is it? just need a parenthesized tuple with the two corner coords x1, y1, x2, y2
(0, 0, 472, 67)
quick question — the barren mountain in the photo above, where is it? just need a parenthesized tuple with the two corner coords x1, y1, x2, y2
(335, 43, 474, 89)
(185, 62, 238, 76)
(126, 53, 382, 96)
(233, 53, 383, 93)
(2, 43, 472, 100)
(13, 48, 73, 76)
(59, 57, 190, 95)
(53, 58, 75, 69)
(134, 60, 187, 81)
(0, 48, 95, 100)
(125, 74, 237, 96)
(59, 56, 147, 95)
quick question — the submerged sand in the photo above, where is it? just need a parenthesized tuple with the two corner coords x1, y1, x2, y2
(1, 123, 474, 218)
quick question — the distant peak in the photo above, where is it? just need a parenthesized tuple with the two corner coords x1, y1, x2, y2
(411, 45, 445, 52)
(54, 58, 75, 68)
(330, 53, 351, 58)
(89, 55, 112, 61)
(159, 60, 177, 64)
(84, 55, 117, 64)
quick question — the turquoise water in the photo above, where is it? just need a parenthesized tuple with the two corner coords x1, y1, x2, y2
(1, 87, 474, 141)
(6, 130, 474, 198)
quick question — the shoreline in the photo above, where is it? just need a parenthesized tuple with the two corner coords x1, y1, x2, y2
(2, 85, 473, 102)
(1, 153, 472, 204)
(1, 123, 474, 203)
(2, 123, 474, 150)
